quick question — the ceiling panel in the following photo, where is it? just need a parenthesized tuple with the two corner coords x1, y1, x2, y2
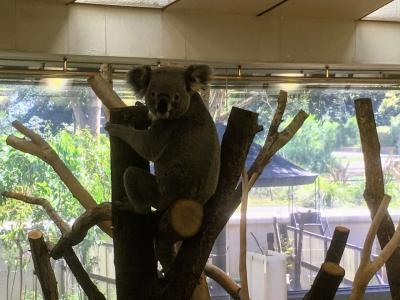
(263, 0, 393, 20)
(165, 0, 283, 15)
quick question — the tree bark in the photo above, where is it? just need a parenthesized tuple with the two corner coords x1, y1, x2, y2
(62, 248, 106, 300)
(28, 230, 58, 300)
(325, 226, 350, 264)
(303, 262, 345, 300)
(355, 98, 400, 299)
(159, 107, 260, 300)
(303, 226, 349, 300)
(110, 106, 158, 299)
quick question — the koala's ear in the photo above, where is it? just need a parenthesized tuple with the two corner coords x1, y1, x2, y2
(127, 65, 152, 98)
(184, 65, 212, 91)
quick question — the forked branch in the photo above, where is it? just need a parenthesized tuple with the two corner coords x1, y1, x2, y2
(51, 203, 111, 259)
(3, 191, 106, 300)
(350, 195, 400, 300)
(248, 90, 308, 186)
(6, 121, 112, 236)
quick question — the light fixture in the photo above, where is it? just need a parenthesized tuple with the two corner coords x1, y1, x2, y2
(74, 0, 177, 9)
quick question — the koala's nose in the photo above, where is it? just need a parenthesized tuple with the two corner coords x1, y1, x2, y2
(157, 94, 169, 114)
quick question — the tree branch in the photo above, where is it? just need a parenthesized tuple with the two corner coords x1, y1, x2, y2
(62, 247, 106, 300)
(3, 191, 70, 234)
(88, 73, 126, 109)
(28, 230, 59, 300)
(350, 195, 396, 300)
(6, 121, 112, 236)
(51, 203, 111, 259)
(248, 91, 308, 185)
(355, 98, 400, 298)
(239, 170, 250, 300)
(204, 263, 240, 300)
(4, 191, 106, 300)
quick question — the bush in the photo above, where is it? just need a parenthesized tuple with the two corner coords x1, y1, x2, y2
(279, 115, 339, 173)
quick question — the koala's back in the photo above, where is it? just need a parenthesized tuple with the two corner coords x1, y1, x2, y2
(154, 93, 220, 207)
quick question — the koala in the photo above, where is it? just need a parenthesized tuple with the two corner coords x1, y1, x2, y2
(105, 65, 220, 216)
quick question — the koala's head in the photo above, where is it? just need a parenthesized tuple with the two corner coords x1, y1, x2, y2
(127, 65, 212, 120)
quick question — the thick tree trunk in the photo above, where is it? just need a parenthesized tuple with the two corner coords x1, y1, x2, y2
(355, 98, 400, 299)
(160, 108, 260, 300)
(109, 106, 158, 299)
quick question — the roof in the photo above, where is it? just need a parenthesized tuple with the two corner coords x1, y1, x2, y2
(216, 123, 318, 187)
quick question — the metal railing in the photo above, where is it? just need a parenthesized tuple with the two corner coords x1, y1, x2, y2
(286, 225, 384, 290)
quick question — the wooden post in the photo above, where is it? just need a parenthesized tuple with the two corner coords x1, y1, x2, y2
(267, 233, 275, 251)
(294, 216, 304, 289)
(110, 106, 158, 299)
(325, 226, 350, 264)
(28, 230, 58, 300)
(303, 226, 350, 300)
(303, 262, 345, 300)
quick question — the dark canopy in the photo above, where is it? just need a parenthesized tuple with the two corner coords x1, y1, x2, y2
(215, 123, 318, 187)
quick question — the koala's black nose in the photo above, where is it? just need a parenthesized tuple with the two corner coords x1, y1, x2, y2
(157, 94, 169, 114)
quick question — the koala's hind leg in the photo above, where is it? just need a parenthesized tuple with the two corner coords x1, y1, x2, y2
(122, 167, 160, 214)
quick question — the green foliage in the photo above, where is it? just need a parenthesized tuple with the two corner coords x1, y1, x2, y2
(0, 127, 110, 274)
(336, 116, 360, 148)
(377, 126, 394, 147)
(279, 115, 340, 173)
(319, 177, 365, 208)
(378, 91, 400, 124)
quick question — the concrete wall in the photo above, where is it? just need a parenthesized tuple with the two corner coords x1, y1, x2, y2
(1, 1, 400, 67)
(226, 212, 390, 280)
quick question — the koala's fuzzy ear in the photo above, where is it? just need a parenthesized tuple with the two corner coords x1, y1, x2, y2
(127, 65, 152, 98)
(185, 65, 212, 91)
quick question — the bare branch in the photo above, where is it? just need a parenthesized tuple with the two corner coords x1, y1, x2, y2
(248, 91, 308, 186)
(204, 263, 240, 300)
(266, 90, 287, 140)
(6, 120, 112, 236)
(28, 230, 59, 300)
(88, 73, 126, 110)
(62, 247, 106, 300)
(361, 195, 391, 266)
(3, 191, 70, 234)
(351, 195, 397, 300)
(51, 203, 111, 259)
(239, 170, 250, 300)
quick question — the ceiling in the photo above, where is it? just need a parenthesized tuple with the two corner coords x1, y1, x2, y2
(166, 0, 394, 20)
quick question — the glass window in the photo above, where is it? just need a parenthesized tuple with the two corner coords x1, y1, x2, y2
(0, 71, 398, 298)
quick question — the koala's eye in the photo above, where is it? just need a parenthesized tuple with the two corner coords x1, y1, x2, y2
(151, 92, 156, 97)
(174, 94, 180, 101)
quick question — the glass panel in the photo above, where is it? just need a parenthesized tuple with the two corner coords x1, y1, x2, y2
(0, 71, 397, 298)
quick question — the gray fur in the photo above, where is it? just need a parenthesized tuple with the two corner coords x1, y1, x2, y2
(106, 65, 220, 214)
